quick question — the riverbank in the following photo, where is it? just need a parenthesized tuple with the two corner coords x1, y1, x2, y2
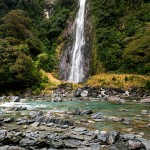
(0, 86, 150, 149)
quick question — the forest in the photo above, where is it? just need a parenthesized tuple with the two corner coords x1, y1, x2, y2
(0, 0, 149, 91)
(90, 0, 150, 75)
(0, 0, 76, 91)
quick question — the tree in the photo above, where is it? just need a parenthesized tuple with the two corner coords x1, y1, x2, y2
(0, 10, 32, 40)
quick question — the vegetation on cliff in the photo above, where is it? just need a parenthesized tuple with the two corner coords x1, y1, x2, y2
(90, 0, 150, 75)
(0, 0, 76, 92)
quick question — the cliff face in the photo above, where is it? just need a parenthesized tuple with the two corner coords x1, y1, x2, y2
(59, 0, 92, 82)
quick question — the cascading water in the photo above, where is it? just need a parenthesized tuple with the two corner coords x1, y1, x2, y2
(69, 0, 86, 83)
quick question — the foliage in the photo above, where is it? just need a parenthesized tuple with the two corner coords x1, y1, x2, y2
(90, 0, 150, 75)
(87, 73, 150, 90)
(0, 0, 76, 91)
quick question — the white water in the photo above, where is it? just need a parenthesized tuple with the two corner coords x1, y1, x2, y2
(69, 0, 86, 83)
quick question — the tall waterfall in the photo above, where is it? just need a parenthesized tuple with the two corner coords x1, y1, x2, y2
(69, 0, 86, 83)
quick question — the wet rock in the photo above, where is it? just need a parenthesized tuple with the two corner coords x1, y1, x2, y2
(90, 143, 101, 150)
(4, 117, 14, 123)
(115, 142, 129, 150)
(72, 108, 81, 115)
(96, 132, 108, 144)
(61, 125, 69, 129)
(109, 144, 119, 150)
(27, 119, 35, 124)
(11, 96, 20, 102)
(0, 130, 7, 140)
(101, 90, 109, 97)
(81, 90, 89, 97)
(11, 106, 27, 111)
(0, 146, 25, 150)
(109, 117, 124, 122)
(141, 110, 150, 114)
(47, 118, 73, 126)
(62, 94, 67, 97)
(74, 88, 82, 97)
(20, 138, 37, 147)
(135, 137, 150, 150)
(47, 123, 55, 127)
(123, 91, 130, 97)
(74, 127, 87, 132)
(107, 96, 125, 104)
(35, 116, 45, 123)
(36, 140, 50, 148)
(128, 140, 142, 149)
(64, 139, 82, 148)
(80, 109, 93, 115)
(92, 112, 103, 119)
(52, 97, 62, 102)
(140, 98, 150, 103)
(31, 122, 40, 127)
(121, 134, 135, 140)
(0, 96, 5, 101)
(108, 131, 120, 144)
(17, 119, 27, 125)
(51, 139, 64, 148)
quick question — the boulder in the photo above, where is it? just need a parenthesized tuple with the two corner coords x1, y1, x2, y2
(31, 122, 40, 127)
(108, 131, 120, 144)
(141, 110, 150, 114)
(81, 90, 89, 97)
(0, 96, 5, 101)
(72, 108, 81, 115)
(11, 106, 27, 111)
(115, 142, 129, 150)
(0, 130, 7, 140)
(74, 88, 82, 97)
(74, 127, 87, 132)
(0, 146, 25, 150)
(92, 112, 103, 119)
(51, 139, 64, 148)
(96, 132, 108, 144)
(17, 119, 27, 125)
(4, 117, 14, 123)
(64, 139, 82, 148)
(107, 96, 126, 104)
(109, 144, 119, 150)
(11, 96, 20, 102)
(90, 143, 101, 150)
(135, 137, 150, 150)
(140, 98, 150, 103)
(20, 138, 37, 147)
(52, 97, 62, 102)
(128, 140, 142, 149)
(80, 109, 93, 115)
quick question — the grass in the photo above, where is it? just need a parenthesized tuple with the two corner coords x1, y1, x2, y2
(86, 73, 150, 90)
(41, 71, 62, 94)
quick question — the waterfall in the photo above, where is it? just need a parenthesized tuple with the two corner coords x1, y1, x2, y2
(69, 0, 86, 83)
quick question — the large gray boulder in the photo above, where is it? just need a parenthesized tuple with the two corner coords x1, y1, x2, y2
(81, 90, 89, 97)
(74, 88, 82, 97)
(107, 96, 125, 104)
(11, 96, 20, 102)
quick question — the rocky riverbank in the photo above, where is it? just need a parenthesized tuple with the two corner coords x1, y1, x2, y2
(0, 109, 150, 150)
(0, 85, 150, 149)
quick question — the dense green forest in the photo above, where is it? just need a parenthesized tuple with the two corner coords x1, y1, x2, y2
(90, 0, 150, 75)
(0, 0, 149, 92)
(0, 0, 76, 91)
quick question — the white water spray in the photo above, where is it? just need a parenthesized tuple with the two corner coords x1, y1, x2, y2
(69, 0, 86, 83)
